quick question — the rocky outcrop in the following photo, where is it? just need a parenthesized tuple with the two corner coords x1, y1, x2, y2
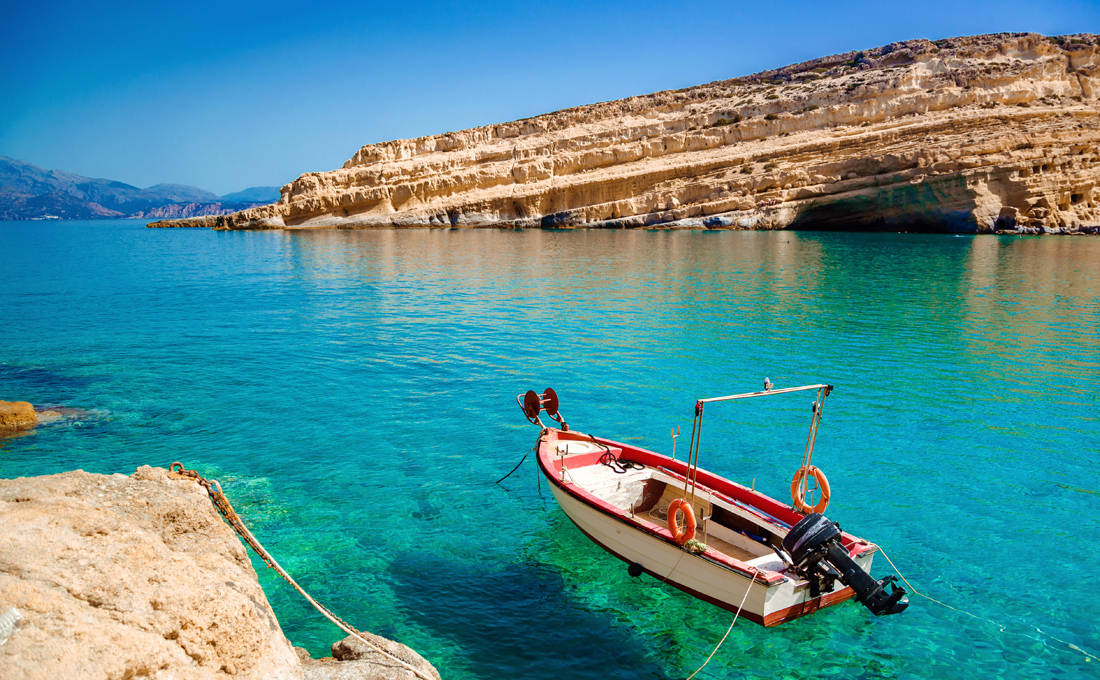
(0, 401, 36, 432)
(151, 33, 1100, 234)
(0, 466, 439, 680)
(302, 634, 441, 680)
(0, 403, 109, 435)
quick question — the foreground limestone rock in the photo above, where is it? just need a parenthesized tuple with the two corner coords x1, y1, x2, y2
(302, 634, 441, 680)
(151, 33, 1100, 234)
(0, 466, 439, 680)
(0, 401, 36, 432)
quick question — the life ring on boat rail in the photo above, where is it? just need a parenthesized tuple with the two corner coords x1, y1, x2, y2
(667, 498, 697, 546)
(790, 465, 831, 514)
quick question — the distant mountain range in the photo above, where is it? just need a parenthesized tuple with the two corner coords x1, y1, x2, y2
(0, 156, 281, 220)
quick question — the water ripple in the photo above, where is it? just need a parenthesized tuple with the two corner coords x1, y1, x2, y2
(1, 222, 1098, 679)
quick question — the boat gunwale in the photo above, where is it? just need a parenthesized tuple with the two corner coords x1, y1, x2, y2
(535, 428, 876, 586)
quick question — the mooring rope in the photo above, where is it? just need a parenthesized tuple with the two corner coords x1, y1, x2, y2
(168, 463, 435, 680)
(878, 547, 1098, 663)
(495, 452, 529, 485)
(497, 432, 545, 485)
(684, 572, 758, 680)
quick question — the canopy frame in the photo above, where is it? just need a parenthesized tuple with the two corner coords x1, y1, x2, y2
(681, 382, 834, 507)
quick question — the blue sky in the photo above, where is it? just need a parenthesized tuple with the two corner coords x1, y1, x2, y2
(3, 0, 1098, 194)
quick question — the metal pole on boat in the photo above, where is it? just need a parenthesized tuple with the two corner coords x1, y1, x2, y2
(797, 387, 827, 506)
(798, 394, 816, 469)
(688, 401, 704, 507)
(683, 404, 701, 500)
(684, 382, 833, 510)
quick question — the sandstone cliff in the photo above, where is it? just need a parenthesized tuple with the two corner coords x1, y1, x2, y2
(150, 33, 1100, 234)
(0, 466, 439, 680)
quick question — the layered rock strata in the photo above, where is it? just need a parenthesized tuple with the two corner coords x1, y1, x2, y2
(151, 33, 1100, 233)
(0, 466, 439, 680)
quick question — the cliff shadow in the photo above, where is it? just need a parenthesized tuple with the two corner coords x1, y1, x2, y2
(787, 175, 981, 233)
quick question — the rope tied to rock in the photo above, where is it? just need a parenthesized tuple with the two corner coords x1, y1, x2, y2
(168, 463, 435, 680)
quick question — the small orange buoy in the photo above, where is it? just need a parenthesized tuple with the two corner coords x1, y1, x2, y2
(667, 498, 697, 545)
(790, 465, 831, 514)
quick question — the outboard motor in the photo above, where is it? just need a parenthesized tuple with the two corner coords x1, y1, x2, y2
(782, 513, 909, 616)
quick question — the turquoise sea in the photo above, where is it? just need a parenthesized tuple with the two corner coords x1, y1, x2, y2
(1, 220, 1098, 679)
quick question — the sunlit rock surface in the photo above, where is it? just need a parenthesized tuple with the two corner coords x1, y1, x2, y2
(151, 33, 1100, 234)
(0, 401, 36, 432)
(0, 466, 439, 680)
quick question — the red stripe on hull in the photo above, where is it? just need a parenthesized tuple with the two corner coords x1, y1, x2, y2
(562, 510, 855, 626)
(539, 429, 876, 562)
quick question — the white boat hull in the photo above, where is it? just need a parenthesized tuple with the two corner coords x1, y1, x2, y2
(546, 467, 871, 625)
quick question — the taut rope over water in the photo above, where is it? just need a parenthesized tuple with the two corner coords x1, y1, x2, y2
(496, 432, 544, 485)
(878, 547, 1098, 663)
(168, 463, 435, 680)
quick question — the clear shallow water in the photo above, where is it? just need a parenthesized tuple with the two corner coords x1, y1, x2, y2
(1, 220, 1098, 679)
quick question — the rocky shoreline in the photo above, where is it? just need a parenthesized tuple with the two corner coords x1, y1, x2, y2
(0, 466, 440, 680)
(151, 33, 1100, 235)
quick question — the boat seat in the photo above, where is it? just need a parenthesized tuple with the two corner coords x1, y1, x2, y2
(567, 464, 650, 510)
(644, 482, 772, 562)
(646, 482, 712, 529)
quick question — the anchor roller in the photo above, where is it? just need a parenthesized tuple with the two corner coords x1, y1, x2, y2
(518, 388, 567, 429)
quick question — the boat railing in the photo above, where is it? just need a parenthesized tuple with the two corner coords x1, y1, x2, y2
(697, 383, 832, 404)
(683, 381, 833, 510)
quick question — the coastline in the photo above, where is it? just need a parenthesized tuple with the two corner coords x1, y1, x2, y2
(150, 33, 1100, 235)
(0, 466, 440, 680)
(145, 215, 1100, 235)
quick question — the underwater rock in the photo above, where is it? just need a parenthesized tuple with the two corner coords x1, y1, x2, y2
(33, 405, 98, 427)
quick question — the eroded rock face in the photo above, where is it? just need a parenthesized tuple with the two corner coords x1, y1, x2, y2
(0, 467, 440, 680)
(0, 466, 301, 679)
(151, 33, 1100, 234)
(0, 401, 36, 432)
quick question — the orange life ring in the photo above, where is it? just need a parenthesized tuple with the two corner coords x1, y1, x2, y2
(667, 498, 697, 545)
(790, 465, 831, 514)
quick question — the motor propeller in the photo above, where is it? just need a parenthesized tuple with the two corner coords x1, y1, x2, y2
(782, 513, 909, 616)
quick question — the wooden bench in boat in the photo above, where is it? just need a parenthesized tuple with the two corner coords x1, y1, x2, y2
(565, 462, 786, 571)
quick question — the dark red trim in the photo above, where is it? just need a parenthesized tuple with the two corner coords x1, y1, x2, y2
(536, 430, 782, 583)
(764, 586, 856, 626)
(562, 508, 855, 627)
(539, 428, 876, 562)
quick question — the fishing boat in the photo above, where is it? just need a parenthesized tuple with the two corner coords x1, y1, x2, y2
(516, 382, 908, 626)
